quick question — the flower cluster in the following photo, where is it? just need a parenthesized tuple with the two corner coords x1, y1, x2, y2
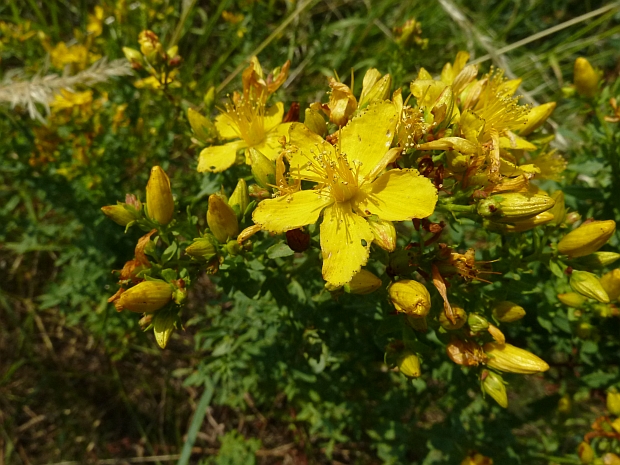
(103, 52, 617, 409)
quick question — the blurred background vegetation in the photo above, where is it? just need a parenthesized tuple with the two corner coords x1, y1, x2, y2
(1, 0, 620, 463)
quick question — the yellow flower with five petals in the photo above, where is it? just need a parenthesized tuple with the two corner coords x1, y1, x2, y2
(197, 98, 291, 173)
(252, 101, 438, 286)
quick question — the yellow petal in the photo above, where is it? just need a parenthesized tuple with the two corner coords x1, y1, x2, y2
(340, 101, 399, 179)
(214, 113, 239, 140)
(499, 132, 537, 151)
(252, 189, 332, 233)
(253, 122, 293, 160)
(287, 123, 336, 175)
(353, 169, 437, 221)
(320, 202, 373, 287)
(197, 140, 246, 173)
(263, 102, 285, 133)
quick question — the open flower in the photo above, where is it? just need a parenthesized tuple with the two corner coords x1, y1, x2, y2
(252, 101, 438, 286)
(197, 98, 291, 173)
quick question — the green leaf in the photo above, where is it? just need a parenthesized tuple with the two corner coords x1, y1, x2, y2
(266, 242, 295, 259)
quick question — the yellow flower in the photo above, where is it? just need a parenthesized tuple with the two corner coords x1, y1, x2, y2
(49, 42, 89, 69)
(197, 98, 291, 173)
(252, 101, 438, 286)
(50, 89, 93, 111)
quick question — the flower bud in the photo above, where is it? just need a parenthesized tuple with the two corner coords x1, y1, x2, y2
(570, 270, 609, 303)
(248, 183, 271, 200)
(359, 70, 392, 109)
(166, 45, 178, 58)
(576, 322, 593, 339)
(558, 220, 616, 258)
(304, 107, 327, 137)
(547, 191, 566, 226)
(519, 102, 556, 136)
(495, 211, 555, 233)
(487, 324, 505, 344)
(557, 292, 587, 308)
(138, 30, 161, 60)
(226, 240, 241, 255)
(114, 280, 173, 313)
(600, 269, 620, 301)
(203, 86, 216, 109)
(146, 166, 174, 225)
(492, 301, 526, 323)
(406, 315, 428, 333)
(228, 178, 250, 217)
(122, 46, 143, 64)
(607, 390, 620, 416)
(468, 313, 489, 333)
(397, 350, 421, 378)
(578, 442, 595, 464)
(388, 279, 431, 317)
(367, 218, 397, 252)
(344, 269, 382, 295)
(612, 418, 620, 434)
(558, 394, 572, 413)
(248, 148, 276, 188)
(153, 310, 176, 349)
(483, 342, 549, 374)
(188, 108, 216, 142)
(207, 193, 239, 243)
(327, 77, 357, 126)
(439, 305, 467, 330)
(481, 370, 508, 408)
(574, 252, 620, 269)
(477, 193, 555, 221)
(574, 57, 599, 98)
(461, 453, 493, 465)
(185, 236, 217, 260)
(101, 203, 140, 226)
(603, 453, 620, 465)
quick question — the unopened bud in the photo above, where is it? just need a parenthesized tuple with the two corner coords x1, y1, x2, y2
(138, 30, 161, 59)
(146, 166, 174, 225)
(494, 211, 555, 233)
(558, 220, 616, 258)
(547, 191, 566, 226)
(188, 108, 216, 142)
(185, 236, 217, 260)
(406, 315, 428, 333)
(483, 342, 549, 374)
(367, 218, 397, 252)
(478, 193, 555, 221)
(600, 269, 620, 301)
(165, 45, 178, 58)
(492, 301, 526, 323)
(397, 350, 421, 378)
(578, 442, 594, 464)
(570, 270, 610, 303)
(344, 269, 382, 295)
(248, 183, 271, 200)
(203, 86, 216, 110)
(574, 252, 620, 269)
(359, 70, 391, 109)
(487, 324, 505, 344)
(576, 322, 593, 339)
(207, 194, 239, 243)
(101, 203, 140, 226)
(439, 305, 467, 330)
(461, 453, 493, 465)
(468, 313, 489, 333)
(574, 57, 600, 98)
(122, 46, 143, 64)
(226, 240, 241, 255)
(153, 310, 176, 349)
(114, 280, 173, 313)
(607, 390, 620, 416)
(603, 453, 620, 465)
(304, 107, 327, 137)
(388, 279, 431, 317)
(481, 370, 507, 408)
(558, 292, 587, 307)
(248, 148, 276, 188)
(228, 178, 250, 217)
(519, 102, 556, 136)
(558, 394, 572, 413)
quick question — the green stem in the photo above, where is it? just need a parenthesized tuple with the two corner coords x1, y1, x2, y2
(176, 378, 215, 465)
